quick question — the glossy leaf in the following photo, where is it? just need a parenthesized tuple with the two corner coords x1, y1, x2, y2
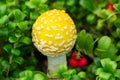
(15, 57, 24, 65)
(17, 21, 29, 30)
(97, 36, 111, 51)
(13, 9, 26, 21)
(76, 30, 86, 49)
(78, 72, 87, 78)
(84, 34, 94, 54)
(79, 0, 95, 11)
(0, 5, 7, 18)
(19, 70, 33, 79)
(8, 22, 16, 30)
(33, 74, 46, 80)
(3, 44, 12, 54)
(114, 4, 120, 11)
(96, 68, 111, 80)
(0, 28, 8, 38)
(100, 58, 117, 73)
(9, 36, 17, 43)
(114, 69, 120, 79)
(19, 36, 32, 45)
(0, 15, 9, 25)
(11, 48, 21, 56)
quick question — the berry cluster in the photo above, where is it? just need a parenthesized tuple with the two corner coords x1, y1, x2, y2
(69, 52, 87, 68)
(107, 3, 115, 11)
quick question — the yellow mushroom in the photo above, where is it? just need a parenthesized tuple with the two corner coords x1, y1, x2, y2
(32, 9, 77, 78)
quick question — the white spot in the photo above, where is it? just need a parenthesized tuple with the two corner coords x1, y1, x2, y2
(48, 41, 53, 45)
(58, 17, 62, 21)
(66, 32, 69, 35)
(58, 49, 64, 53)
(67, 39, 72, 43)
(54, 43, 58, 46)
(46, 27, 50, 31)
(64, 42, 73, 48)
(50, 46, 58, 51)
(38, 31, 41, 34)
(52, 16, 55, 18)
(65, 17, 68, 21)
(66, 47, 70, 51)
(73, 35, 77, 39)
(55, 35, 63, 40)
(71, 26, 75, 31)
(45, 34, 53, 38)
(49, 20, 53, 22)
(40, 17, 45, 22)
(44, 21, 47, 24)
(51, 26, 57, 30)
(59, 40, 65, 46)
(55, 20, 58, 22)
(64, 26, 68, 29)
(36, 27, 41, 30)
(40, 40, 46, 46)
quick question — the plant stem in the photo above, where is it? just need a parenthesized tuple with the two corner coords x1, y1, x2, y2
(47, 54, 67, 78)
(6, 55, 13, 77)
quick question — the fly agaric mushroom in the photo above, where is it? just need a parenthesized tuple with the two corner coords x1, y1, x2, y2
(32, 9, 76, 78)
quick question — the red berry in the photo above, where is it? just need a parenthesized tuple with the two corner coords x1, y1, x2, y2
(69, 58, 78, 67)
(78, 57, 87, 67)
(71, 52, 76, 59)
(107, 3, 115, 11)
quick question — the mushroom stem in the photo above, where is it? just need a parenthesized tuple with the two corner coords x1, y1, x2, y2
(47, 54, 67, 78)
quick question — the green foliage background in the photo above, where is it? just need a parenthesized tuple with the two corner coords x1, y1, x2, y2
(1, 0, 120, 80)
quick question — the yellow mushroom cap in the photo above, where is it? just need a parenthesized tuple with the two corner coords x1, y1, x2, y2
(32, 9, 77, 57)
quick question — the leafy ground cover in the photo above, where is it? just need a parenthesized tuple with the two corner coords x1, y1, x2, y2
(1, 0, 120, 80)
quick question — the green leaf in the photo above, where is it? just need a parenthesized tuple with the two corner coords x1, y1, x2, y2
(95, 44, 117, 59)
(96, 19, 105, 30)
(101, 58, 117, 73)
(78, 72, 87, 78)
(0, 15, 9, 25)
(86, 14, 96, 24)
(13, 9, 26, 22)
(19, 36, 32, 45)
(114, 69, 120, 78)
(17, 21, 29, 30)
(98, 70, 111, 80)
(114, 19, 120, 28)
(15, 33, 22, 38)
(0, 5, 7, 18)
(79, 0, 95, 11)
(114, 4, 120, 11)
(1, 60, 9, 70)
(76, 30, 86, 50)
(3, 44, 12, 53)
(72, 74, 81, 80)
(8, 22, 16, 30)
(30, 12, 39, 20)
(9, 36, 17, 43)
(84, 34, 94, 54)
(0, 28, 8, 38)
(33, 74, 46, 80)
(19, 70, 33, 79)
(30, 0, 47, 4)
(25, 1, 36, 9)
(15, 57, 24, 65)
(96, 68, 111, 79)
(66, 0, 76, 6)
(115, 55, 120, 61)
(11, 48, 21, 56)
(97, 36, 111, 51)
